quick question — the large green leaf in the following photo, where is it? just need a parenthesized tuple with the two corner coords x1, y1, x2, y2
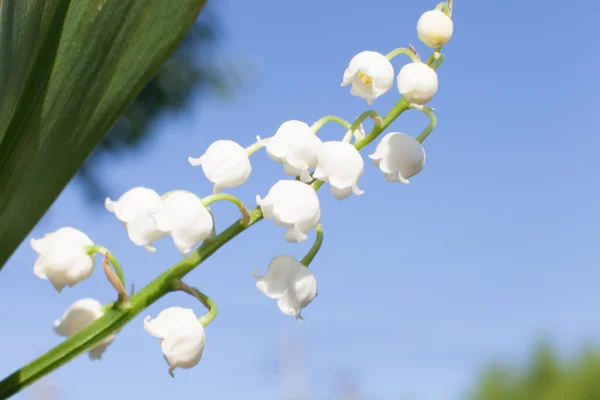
(0, 0, 207, 269)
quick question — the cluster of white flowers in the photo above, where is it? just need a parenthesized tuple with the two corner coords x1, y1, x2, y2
(27, 4, 452, 376)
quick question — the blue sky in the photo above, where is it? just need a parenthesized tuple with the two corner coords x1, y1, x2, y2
(1, 0, 600, 399)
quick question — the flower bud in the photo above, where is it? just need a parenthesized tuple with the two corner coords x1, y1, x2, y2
(369, 132, 426, 183)
(150, 191, 214, 254)
(256, 180, 321, 243)
(54, 298, 115, 360)
(397, 62, 438, 105)
(31, 227, 95, 292)
(266, 120, 323, 183)
(188, 140, 252, 193)
(253, 255, 317, 319)
(313, 141, 364, 200)
(144, 307, 206, 377)
(417, 10, 454, 48)
(341, 51, 394, 104)
(105, 187, 167, 253)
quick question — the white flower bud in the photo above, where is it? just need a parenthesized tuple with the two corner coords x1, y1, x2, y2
(53, 298, 115, 360)
(144, 307, 206, 377)
(256, 180, 321, 243)
(151, 191, 213, 254)
(105, 187, 167, 253)
(341, 51, 394, 104)
(313, 141, 364, 200)
(369, 132, 426, 183)
(417, 10, 454, 48)
(266, 120, 323, 183)
(188, 140, 252, 193)
(253, 255, 317, 319)
(397, 62, 438, 105)
(31, 227, 95, 292)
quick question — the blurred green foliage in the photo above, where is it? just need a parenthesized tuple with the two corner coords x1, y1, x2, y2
(78, 10, 237, 200)
(470, 342, 600, 400)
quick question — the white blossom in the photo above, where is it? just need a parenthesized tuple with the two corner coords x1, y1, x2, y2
(188, 140, 252, 193)
(397, 62, 439, 105)
(313, 141, 364, 200)
(144, 307, 206, 377)
(417, 10, 454, 48)
(151, 191, 213, 254)
(341, 51, 395, 104)
(266, 120, 323, 183)
(369, 132, 426, 183)
(53, 298, 115, 360)
(253, 255, 317, 319)
(256, 180, 321, 243)
(105, 187, 167, 253)
(31, 227, 95, 292)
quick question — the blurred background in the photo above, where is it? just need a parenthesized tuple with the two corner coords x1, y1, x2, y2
(1, 0, 600, 399)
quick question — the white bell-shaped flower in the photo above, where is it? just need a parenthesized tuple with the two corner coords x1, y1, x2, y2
(417, 10, 454, 48)
(313, 141, 365, 200)
(341, 51, 394, 104)
(54, 298, 115, 360)
(253, 255, 317, 320)
(105, 187, 167, 253)
(369, 132, 426, 183)
(188, 140, 252, 193)
(397, 62, 439, 105)
(151, 191, 214, 254)
(31, 227, 95, 292)
(144, 306, 206, 377)
(266, 120, 323, 183)
(256, 180, 321, 243)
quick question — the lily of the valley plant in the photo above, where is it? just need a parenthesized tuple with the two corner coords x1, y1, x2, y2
(0, 2, 454, 397)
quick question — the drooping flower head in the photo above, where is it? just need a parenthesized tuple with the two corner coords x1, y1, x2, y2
(54, 298, 115, 360)
(341, 51, 395, 104)
(150, 191, 214, 254)
(144, 306, 206, 377)
(266, 120, 323, 183)
(417, 10, 454, 48)
(253, 255, 317, 320)
(31, 227, 95, 292)
(188, 140, 252, 193)
(313, 141, 365, 200)
(105, 187, 167, 253)
(256, 180, 321, 243)
(397, 62, 439, 105)
(369, 132, 426, 183)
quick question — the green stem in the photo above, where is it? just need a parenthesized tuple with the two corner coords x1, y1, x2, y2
(311, 115, 351, 134)
(413, 106, 437, 143)
(342, 110, 381, 143)
(435, 1, 452, 16)
(202, 193, 250, 225)
(300, 225, 324, 267)
(246, 136, 268, 156)
(85, 245, 125, 289)
(171, 280, 218, 327)
(429, 53, 445, 70)
(385, 47, 420, 62)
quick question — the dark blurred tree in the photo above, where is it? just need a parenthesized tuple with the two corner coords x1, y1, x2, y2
(470, 341, 600, 400)
(77, 8, 237, 201)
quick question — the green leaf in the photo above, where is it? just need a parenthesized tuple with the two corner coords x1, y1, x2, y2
(0, 0, 207, 269)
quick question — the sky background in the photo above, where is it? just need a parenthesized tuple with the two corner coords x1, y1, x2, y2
(1, 0, 600, 399)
